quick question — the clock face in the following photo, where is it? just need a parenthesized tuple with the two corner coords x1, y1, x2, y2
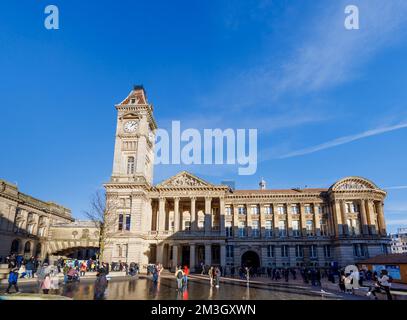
(123, 120, 138, 133)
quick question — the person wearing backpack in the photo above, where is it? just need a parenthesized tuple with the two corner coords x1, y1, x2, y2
(6, 268, 20, 294)
(175, 266, 184, 291)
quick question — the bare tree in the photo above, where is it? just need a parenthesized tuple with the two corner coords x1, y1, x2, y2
(83, 189, 117, 260)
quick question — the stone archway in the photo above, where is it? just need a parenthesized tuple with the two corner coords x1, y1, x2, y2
(241, 250, 260, 269)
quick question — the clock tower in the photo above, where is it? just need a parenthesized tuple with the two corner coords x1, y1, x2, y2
(110, 85, 156, 184)
(102, 86, 157, 266)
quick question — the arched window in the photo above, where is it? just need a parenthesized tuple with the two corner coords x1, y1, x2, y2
(10, 239, 20, 254)
(24, 241, 31, 254)
(127, 156, 135, 174)
(35, 243, 42, 256)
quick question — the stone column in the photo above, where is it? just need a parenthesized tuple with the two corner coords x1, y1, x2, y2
(233, 205, 239, 237)
(333, 201, 343, 236)
(172, 244, 179, 268)
(174, 197, 180, 232)
(220, 244, 226, 267)
(359, 199, 369, 235)
(190, 197, 196, 231)
(156, 244, 164, 264)
(158, 197, 166, 231)
(190, 244, 196, 272)
(377, 201, 387, 236)
(219, 197, 225, 235)
(273, 204, 279, 238)
(205, 197, 212, 234)
(286, 204, 293, 237)
(204, 244, 212, 266)
(260, 204, 267, 238)
(341, 200, 349, 235)
(314, 203, 321, 236)
(246, 204, 252, 237)
(300, 204, 306, 236)
(367, 200, 377, 235)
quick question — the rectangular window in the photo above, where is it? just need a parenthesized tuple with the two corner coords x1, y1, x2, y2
(251, 206, 259, 215)
(238, 207, 246, 215)
(267, 245, 275, 258)
(225, 221, 233, 237)
(252, 221, 259, 237)
(306, 220, 314, 236)
(185, 221, 191, 231)
(265, 220, 273, 238)
(265, 206, 272, 215)
(125, 214, 131, 231)
(291, 205, 299, 214)
(225, 207, 232, 215)
(226, 245, 234, 258)
(279, 221, 286, 237)
(118, 214, 123, 231)
(305, 205, 312, 214)
(295, 245, 303, 258)
(292, 220, 300, 237)
(323, 245, 331, 258)
(310, 245, 317, 258)
(277, 206, 285, 215)
(238, 221, 246, 237)
(281, 245, 289, 257)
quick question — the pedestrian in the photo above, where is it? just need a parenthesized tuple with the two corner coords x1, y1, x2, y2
(338, 271, 346, 293)
(6, 268, 20, 294)
(245, 267, 250, 284)
(367, 269, 392, 300)
(208, 266, 214, 286)
(41, 274, 51, 294)
(26, 259, 34, 278)
(200, 262, 205, 275)
(214, 267, 221, 288)
(80, 262, 87, 277)
(183, 265, 189, 287)
(94, 271, 108, 300)
(175, 267, 184, 291)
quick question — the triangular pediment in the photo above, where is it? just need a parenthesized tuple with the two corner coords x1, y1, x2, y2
(156, 171, 214, 188)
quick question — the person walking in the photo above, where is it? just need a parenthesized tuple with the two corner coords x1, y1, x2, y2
(208, 266, 214, 287)
(6, 268, 20, 294)
(183, 265, 189, 287)
(367, 269, 393, 300)
(80, 262, 87, 277)
(214, 267, 221, 288)
(94, 271, 108, 300)
(338, 271, 346, 293)
(26, 260, 34, 278)
(41, 274, 51, 294)
(175, 267, 184, 291)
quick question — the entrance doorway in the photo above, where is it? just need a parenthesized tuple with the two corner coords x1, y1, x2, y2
(241, 251, 260, 269)
(181, 246, 190, 267)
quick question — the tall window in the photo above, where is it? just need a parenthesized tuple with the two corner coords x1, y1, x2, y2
(267, 245, 275, 257)
(238, 221, 246, 237)
(291, 205, 299, 214)
(125, 214, 131, 230)
(252, 221, 259, 237)
(184, 221, 191, 231)
(277, 206, 285, 215)
(279, 221, 286, 237)
(225, 221, 233, 237)
(323, 245, 331, 258)
(225, 207, 232, 215)
(304, 205, 312, 214)
(320, 220, 328, 236)
(265, 206, 272, 215)
(127, 156, 135, 174)
(238, 207, 246, 215)
(281, 245, 289, 257)
(292, 220, 300, 237)
(310, 245, 317, 258)
(306, 220, 314, 236)
(265, 220, 273, 238)
(295, 245, 303, 257)
(226, 245, 234, 258)
(251, 206, 259, 215)
(118, 214, 124, 231)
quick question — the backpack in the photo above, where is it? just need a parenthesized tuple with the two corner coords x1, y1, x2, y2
(177, 271, 183, 279)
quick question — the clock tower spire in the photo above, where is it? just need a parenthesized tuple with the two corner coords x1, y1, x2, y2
(110, 85, 157, 185)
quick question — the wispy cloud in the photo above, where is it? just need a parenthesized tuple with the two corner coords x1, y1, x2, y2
(384, 186, 407, 190)
(386, 219, 407, 226)
(277, 122, 407, 159)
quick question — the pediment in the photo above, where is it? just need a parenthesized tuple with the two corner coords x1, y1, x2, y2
(157, 171, 213, 188)
(330, 177, 379, 191)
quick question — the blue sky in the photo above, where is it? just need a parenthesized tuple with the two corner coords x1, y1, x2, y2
(1, 0, 407, 232)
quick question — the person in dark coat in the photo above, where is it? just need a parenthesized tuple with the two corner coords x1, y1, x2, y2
(94, 271, 108, 300)
(6, 268, 20, 294)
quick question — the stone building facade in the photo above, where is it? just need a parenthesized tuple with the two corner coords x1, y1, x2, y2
(0, 180, 99, 262)
(102, 86, 391, 271)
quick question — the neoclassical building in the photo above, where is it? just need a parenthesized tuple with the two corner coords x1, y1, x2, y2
(0, 179, 99, 262)
(102, 86, 390, 271)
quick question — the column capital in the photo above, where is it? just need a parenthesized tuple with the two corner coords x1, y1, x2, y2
(190, 196, 197, 201)
(205, 196, 212, 201)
